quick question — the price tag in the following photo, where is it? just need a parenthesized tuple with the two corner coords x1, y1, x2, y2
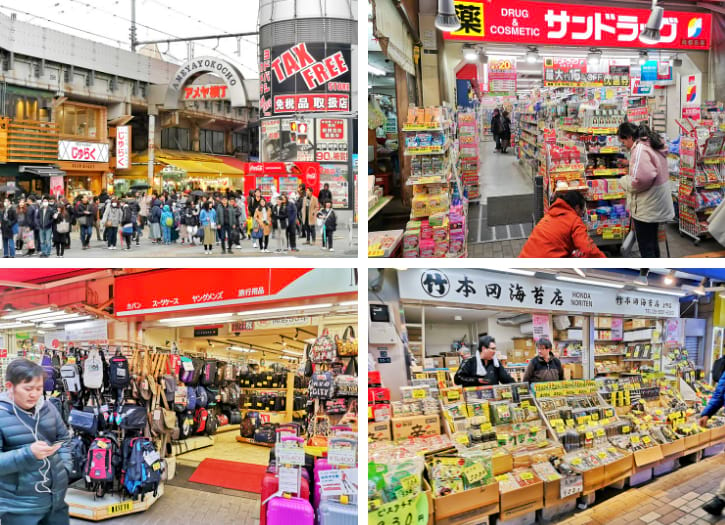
(520, 472, 534, 481)
(566, 419, 575, 428)
(571, 458, 583, 466)
(577, 416, 587, 426)
(600, 418, 610, 426)
(605, 409, 614, 418)
(622, 426, 631, 434)
(279, 466, 300, 494)
(585, 432, 594, 440)
(400, 475, 420, 493)
(455, 434, 470, 445)
(547, 473, 560, 481)
(630, 435, 641, 444)
(276, 447, 305, 466)
(596, 428, 606, 437)
(501, 391, 512, 399)
(464, 463, 486, 484)
(412, 389, 427, 400)
(591, 412, 599, 421)
(328, 447, 356, 466)
(480, 423, 493, 432)
(447, 390, 460, 401)
(597, 451, 608, 459)
(642, 436, 652, 445)
(577, 424, 587, 433)
(560, 474, 583, 498)
(521, 401, 530, 408)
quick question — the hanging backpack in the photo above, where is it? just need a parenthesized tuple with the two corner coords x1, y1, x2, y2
(195, 386, 209, 409)
(194, 407, 209, 434)
(48, 396, 68, 425)
(121, 437, 162, 499)
(84, 436, 119, 496)
(83, 350, 104, 390)
(41, 354, 58, 393)
(60, 363, 82, 393)
(162, 375, 177, 408)
(200, 360, 217, 387)
(69, 435, 88, 483)
(186, 386, 197, 411)
(310, 329, 336, 363)
(223, 363, 235, 382)
(179, 356, 195, 384)
(174, 384, 188, 412)
(178, 410, 195, 440)
(108, 355, 131, 388)
(190, 358, 205, 386)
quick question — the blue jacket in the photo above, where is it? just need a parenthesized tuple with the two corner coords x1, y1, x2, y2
(702, 373, 725, 418)
(0, 392, 72, 514)
(286, 200, 297, 225)
(160, 207, 174, 228)
(200, 208, 217, 227)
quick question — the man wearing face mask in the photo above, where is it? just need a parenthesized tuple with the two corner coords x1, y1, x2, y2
(0, 358, 72, 525)
(454, 336, 515, 387)
(35, 197, 55, 258)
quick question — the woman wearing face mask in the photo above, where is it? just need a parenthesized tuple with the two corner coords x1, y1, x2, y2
(253, 197, 272, 253)
(199, 201, 217, 255)
(0, 359, 72, 525)
(617, 122, 674, 257)
(101, 199, 122, 250)
(1, 198, 17, 258)
(35, 198, 54, 258)
(51, 205, 71, 258)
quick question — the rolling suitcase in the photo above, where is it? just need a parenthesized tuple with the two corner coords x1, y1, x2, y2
(260, 472, 310, 525)
(267, 496, 314, 524)
(318, 501, 357, 525)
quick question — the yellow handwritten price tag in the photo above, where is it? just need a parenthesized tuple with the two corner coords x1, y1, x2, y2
(412, 389, 427, 399)
(585, 432, 594, 440)
(464, 463, 486, 484)
(591, 412, 599, 421)
(577, 416, 587, 425)
(577, 424, 587, 433)
(595, 428, 606, 437)
(571, 458, 583, 466)
(520, 472, 534, 481)
(605, 409, 614, 418)
(521, 401, 530, 408)
(447, 390, 461, 401)
(547, 474, 560, 481)
(455, 434, 470, 445)
(400, 475, 420, 493)
(597, 451, 608, 459)
(600, 418, 610, 426)
(369, 491, 428, 525)
(480, 423, 493, 432)
(630, 435, 641, 444)
(566, 419, 575, 428)
(642, 436, 652, 445)
(622, 426, 631, 434)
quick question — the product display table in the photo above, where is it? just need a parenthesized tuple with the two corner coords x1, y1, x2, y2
(368, 229, 404, 257)
(368, 195, 394, 220)
(66, 483, 164, 521)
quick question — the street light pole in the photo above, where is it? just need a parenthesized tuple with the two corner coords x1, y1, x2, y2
(130, 0, 138, 52)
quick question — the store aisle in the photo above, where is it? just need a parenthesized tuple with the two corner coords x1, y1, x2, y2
(558, 453, 723, 525)
(478, 145, 533, 204)
(175, 431, 270, 468)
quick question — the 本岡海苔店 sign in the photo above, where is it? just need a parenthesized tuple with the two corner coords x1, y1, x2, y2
(397, 269, 680, 318)
(443, 0, 711, 50)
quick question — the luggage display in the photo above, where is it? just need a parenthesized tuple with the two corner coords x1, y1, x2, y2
(260, 473, 311, 525)
(266, 496, 314, 525)
(318, 501, 357, 525)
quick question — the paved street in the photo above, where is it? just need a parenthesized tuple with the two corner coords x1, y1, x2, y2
(10, 226, 358, 259)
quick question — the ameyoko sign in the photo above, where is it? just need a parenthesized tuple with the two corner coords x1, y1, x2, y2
(444, 0, 711, 50)
(59, 140, 109, 163)
(398, 269, 680, 318)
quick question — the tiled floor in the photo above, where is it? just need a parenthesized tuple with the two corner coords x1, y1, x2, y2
(556, 453, 725, 525)
(175, 429, 270, 467)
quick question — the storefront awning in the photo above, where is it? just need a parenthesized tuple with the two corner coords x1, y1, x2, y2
(18, 165, 66, 177)
(116, 149, 244, 178)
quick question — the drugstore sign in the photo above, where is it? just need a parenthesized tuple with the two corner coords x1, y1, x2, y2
(398, 269, 680, 318)
(444, 0, 711, 50)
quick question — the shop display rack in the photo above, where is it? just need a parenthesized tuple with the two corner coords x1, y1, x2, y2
(458, 111, 480, 202)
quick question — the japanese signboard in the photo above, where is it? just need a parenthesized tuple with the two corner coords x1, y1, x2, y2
(398, 269, 680, 318)
(487, 58, 517, 93)
(319, 164, 349, 209)
(532, 314, 551, 342)
(251, 316, 312, 330)
(266, 43, 352, 116)
(606, 65, 630, 87)
(115, 268, 355, 316)
(64, 320, 108, 343)
(58, 141, 109, 163)
(316, 119, 348, 163)
(193, 326, 220, 337)
(543, 58, 587, 87)
(183, 84, 229, 101)
(681, 73, 702, 117)
(115, 126, 130, 170)
(261, 118, 315, 162)
(444, 0, 711, 50)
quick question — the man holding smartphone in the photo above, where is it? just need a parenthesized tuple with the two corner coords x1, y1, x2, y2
(0, 358, 72, 525)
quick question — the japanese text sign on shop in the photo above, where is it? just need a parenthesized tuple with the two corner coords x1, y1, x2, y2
(369, 491, 428, 525)
(316, 119, 348, 163)
(532, 314, 551, 342)
(273, 94, 349, 114)
(58, 141, 109, 163)
(398, 269, 680, 318)
(260, 48, 272, 117)
(607, 65, 630, 87)
(183, 84, 229, 101)
(444, 0, 712, 50)
(64, 320, 108, 343)
(115, 126, 130, 170)
(487, 58, 517, 93)
(543, 58, 587, 87)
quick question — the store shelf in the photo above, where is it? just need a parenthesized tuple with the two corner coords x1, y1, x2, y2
(404, 142, 450, 156)
(623, 358, 654, 362)
(368, 196, 394, 220)
(594, 352, 626, 356)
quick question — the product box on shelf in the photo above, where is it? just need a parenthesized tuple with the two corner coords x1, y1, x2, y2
(432, 482, 499, 525)
(632, 445, 664, 468)
(497, 477, 544, 521)
(603, 453, 634, 484)
(660, 437, 685, 457)
(368, 420, 392, 442)
(581, 465, 606, 494)
(391, 414, 441, 440)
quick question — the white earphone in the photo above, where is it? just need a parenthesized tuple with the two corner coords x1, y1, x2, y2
(11, 397, 53, 494)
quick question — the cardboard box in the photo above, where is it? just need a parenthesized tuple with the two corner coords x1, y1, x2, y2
(710, 424, 725, 441)
(580, 466, 605, 494)
(497, 510, 536, 525)
(660, 438, 685, 457)
(698, 429, 712, 446)
(391, 414, 441, 440)
(433, 482, 499, 524)
(604, 454, 633, 484)
(633, 446, 662, 468)
(596, 317, 612, 329)
(445, 357, 461, 369)
(512, 338, 533, 351)
(492, 452, 514, 475)
(368, 420, 392, 442)
(684, 434, 700, 451)
(499, 481, 544, 521)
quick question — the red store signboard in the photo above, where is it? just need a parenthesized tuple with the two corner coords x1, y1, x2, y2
(242, 162, 321, 197)
(444, 0, 712, 50)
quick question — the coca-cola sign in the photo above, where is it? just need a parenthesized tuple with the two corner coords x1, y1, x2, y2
(59, 140, 109, 163)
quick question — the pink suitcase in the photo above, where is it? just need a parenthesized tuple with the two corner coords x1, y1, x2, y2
(267, 496, 314, 524)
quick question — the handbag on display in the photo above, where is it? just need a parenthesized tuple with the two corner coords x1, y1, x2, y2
(307, 414, 330, 448)
(310, 329, 336, 363)
(309, 370, 335, 399)
(333, 374, 357, 396)
(118, 404, 148, 431)
(151, 382, 177, 436)
(335, 325, 358, 357)
(68, 409, 97, 434)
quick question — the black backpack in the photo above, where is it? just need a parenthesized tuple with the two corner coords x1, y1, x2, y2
(240, 417, 255, 438)
(69, 435, 88, 483)
(177, 410, 195, 440)
(200, 360, 217, 387)
(205, 411, 218, 435)
(121, 437, 162, 499)
(190, 358, 204, 386)
(109, 355, 130, 388)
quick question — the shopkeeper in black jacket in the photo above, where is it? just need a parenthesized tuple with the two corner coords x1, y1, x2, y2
(454, 336, 514, 387)
(523, 338, 564, 383)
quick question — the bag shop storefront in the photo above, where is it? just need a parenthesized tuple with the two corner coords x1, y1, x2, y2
(0, 268, 359, 523)
(368, 268, 725, 525)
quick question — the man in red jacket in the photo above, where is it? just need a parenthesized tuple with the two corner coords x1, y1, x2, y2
(519, 192, 605, 258)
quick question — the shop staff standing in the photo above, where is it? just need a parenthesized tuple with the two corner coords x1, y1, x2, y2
(523, 338, 564, 383)
(454, 336, 514, 386)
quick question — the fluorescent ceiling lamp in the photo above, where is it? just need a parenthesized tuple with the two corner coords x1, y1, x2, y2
(3, 307, 55, 320)
(229, 346, 252, 353)
(237, 303, 333, 317)
(435, 0, 461, 31)
(159, 313, 234, 324)
(526, 47, 539, 64)
(501, 269, 536, 277)
(635, 287, 686, 297)
(338, 301, 357, 307)
(39, 323, 56, 329)
(368, 65, 387, 76)
(574, 268, 586, 278)
(454, 315, 463, 321)
(640, 0, 664, 45)
(54, 316, 93, 324)
(24, 313, 85, 323)
(283, 349, 303, 356)
(0, 322, 35, 330)
(556, 276, 625, 289)
(663, 270, 676, 286)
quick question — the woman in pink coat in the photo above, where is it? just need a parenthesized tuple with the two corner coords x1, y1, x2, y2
(617, 122, 674, 257)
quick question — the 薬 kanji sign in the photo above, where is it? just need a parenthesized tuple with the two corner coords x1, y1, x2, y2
(444, 0, 711, 50)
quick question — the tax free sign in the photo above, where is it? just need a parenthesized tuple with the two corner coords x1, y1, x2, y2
(398, 269, 680, 318)
(444, 0, 711, 50)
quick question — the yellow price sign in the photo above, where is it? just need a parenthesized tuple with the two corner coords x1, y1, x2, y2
(455, 434, 470, 445)
(597, 451, 608, 459)
(547, 473, 560, 481)
(596, 429, 606, 437)
(566, 419, 575, 428)
(585, 432, 594, 440)
(630, 435, 641, 444)
(412, 389, 427, 399)
(520, 472, 534, 481)
(622, 426, 631, 434)
(464, 463, 487, 484)
(107, 501, 134, 516)
(400, 475, 420, 493)
(447, 390, 460, 401)
(591, 413, 599, 421)
(577, 424, 587, 433)
(571, 458, 583, 466)
(605, 409, 614, 418)
(642, 436, 652, 445)
(521, 401, 530, 408)
(480, 423, 493, 432)
(369, 491, 428, 525)
(600, 418, 610, 426)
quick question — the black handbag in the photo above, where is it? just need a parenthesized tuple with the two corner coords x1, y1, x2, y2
(253, 424, 276, 443)
(69, 409, 97, 434)
(118, 405, 148, 431)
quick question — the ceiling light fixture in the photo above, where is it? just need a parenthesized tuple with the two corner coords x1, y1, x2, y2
(434, 0, 461, 32)
(663, 270, 676, 286)
(159, 313, 234, 324)
(574, 268, 586, 278)
(635, 287, 686, 297)
(237, 304, 333, 317)
(692, 278, 707, 296)
(587, 48, 602, 66)
(282, 349, 303, 356)
(556, 276, 625, 289)
(640, 0, 664, 45)
(463, 45, 478, 62)
(368, 64, 388, 76)
(526, 46, 539, 64)
(2, 307, 55, 320)
(338, 301, 357, 307)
